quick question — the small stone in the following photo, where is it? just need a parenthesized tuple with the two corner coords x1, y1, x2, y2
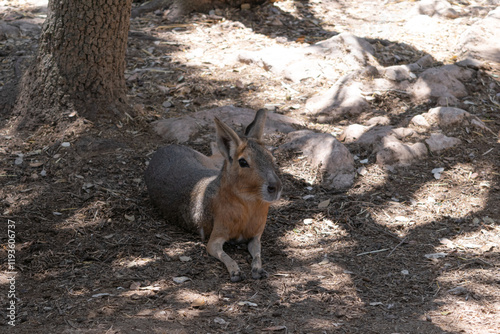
(214, 317, 227, 325)
(425, 252, 447, 259)
(173, 276, 191, 284)
(124, 214, 135, 222)
(130, 282, 141, 290)
(432, 167, 445, 179)
(357, 167, 367, 175)
(448, 286, 467, 295)
(410, 114, 431, 128)
(318, 258, 330, 265)
(61, 142, 71, 147)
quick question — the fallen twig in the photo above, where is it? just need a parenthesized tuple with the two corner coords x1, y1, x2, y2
(357, 248, 390, 256)
(387, 237, 407, 257)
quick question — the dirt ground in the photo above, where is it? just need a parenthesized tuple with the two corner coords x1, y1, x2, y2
(1, 0, 499, 333)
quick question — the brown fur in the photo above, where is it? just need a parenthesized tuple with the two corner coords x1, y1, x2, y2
(144, 110, 282, 281)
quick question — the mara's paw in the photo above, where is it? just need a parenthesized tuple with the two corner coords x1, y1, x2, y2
(230, 271, 246, 282)
(251, 267, 269, 280)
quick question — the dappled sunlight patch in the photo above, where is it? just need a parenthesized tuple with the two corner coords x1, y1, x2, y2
(279, 217, 353, 250)
(115, 256, 157, 268)
(55, 200, 110, 230)
(436, 221, 499, 256)
(173, 289, 219, 309)
(430, 268, 500, 333)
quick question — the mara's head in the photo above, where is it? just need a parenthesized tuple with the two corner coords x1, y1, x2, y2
(214, 110, 282, 203)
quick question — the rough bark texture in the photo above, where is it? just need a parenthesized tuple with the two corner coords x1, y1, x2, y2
(14, 0, 132, 129)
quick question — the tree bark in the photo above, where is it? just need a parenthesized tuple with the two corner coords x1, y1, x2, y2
(14, 0, 133, 129)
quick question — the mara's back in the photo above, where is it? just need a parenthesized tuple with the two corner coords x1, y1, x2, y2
(144, 145, 219, 234)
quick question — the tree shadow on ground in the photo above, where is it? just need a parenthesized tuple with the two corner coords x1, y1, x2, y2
(1, 109, 498, 332)
(1, 2, 499, 333)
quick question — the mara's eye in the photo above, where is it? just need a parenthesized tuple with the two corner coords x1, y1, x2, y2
(238, 158, 250, 168)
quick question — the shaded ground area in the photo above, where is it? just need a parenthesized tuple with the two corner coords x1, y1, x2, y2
(1, 0, 499, 333)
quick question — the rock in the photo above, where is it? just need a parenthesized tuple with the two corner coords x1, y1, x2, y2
(425, 133, 461, 153)
(195, 106, 298, 134)
(153, 106, 299, 143)
(383, 65, 413, 81)
(340, 125, 414, 148)
(365, 116, 391, 126)
(306, 78, 369, 121)
(376, 136, 427, 166)
(153, 116, 199, 143)
(278, 130, 355, 189)
(339, 124, 370, 143)
(417, 107, 490, 131)
(0, 23, 21, 40)
(419, 0, 440, 16)
(426, 107, 468, 127)
(457, 7, 500, 63)
(441, 7, 460, 19)
(9, 21, 42, 37)
(425, 252, 447, 259)
(309, 32, 376, 65)
(406, 54, 435, 72)
(361, 77, 411, 97)
(419, 0, 460, 18)
(456, 58, 484, 70)
(409, 65, 474, 105)
(410, 114, 431, 129)
(238, 32, 377, 83)
(360, 65, 380, 78)
(447, 286, 467, 295)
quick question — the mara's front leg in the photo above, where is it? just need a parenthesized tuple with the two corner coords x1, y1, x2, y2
(207, 234, 245, 282)
(248, 235, 268, 279)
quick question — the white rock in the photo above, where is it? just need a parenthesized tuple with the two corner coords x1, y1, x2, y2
(173, 276, 191, 284)
(424, 252, 447, 259)
(432, 167, 444, 179)
(214, 317, 227, 325)
(410, 114, 431, 128)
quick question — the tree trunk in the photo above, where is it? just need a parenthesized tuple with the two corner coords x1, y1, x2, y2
(13, 0, 133, 130)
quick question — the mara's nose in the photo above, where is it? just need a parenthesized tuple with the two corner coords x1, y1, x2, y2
(267, 175, 282, 194)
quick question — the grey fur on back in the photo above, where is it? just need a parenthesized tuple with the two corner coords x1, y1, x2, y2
(144, 145, 219, 235)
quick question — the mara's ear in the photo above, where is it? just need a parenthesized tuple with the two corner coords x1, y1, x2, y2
(214, 117, 242, 163)
(244, 109, 267, 140)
